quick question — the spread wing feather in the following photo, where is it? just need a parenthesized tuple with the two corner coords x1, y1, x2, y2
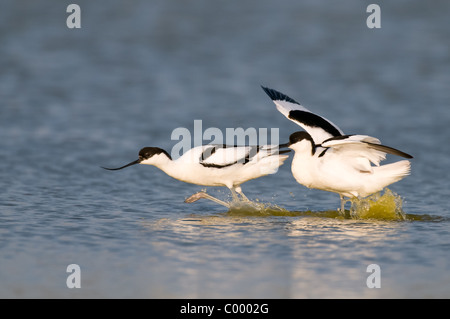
(321, 135, 412, 172)
(261, 86, 344, 144)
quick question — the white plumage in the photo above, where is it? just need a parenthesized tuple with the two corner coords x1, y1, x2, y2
(103, 144, 289, 207)
(262, 86, 413, 212)
(287, 131, 411, 199)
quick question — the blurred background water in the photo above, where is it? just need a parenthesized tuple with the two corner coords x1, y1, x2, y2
(1, 0, 449, 298)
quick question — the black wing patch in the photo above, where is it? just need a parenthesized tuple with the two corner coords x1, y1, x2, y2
(199, 145, 262, 169)
(318, 135, 413, 159)
(363, 142, 413, 159)
(289, 110, 343, 138)
(199, 145, 221, 162)
(261, 86, 300, 104)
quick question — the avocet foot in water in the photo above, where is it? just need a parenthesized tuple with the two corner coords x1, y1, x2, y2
(102, 144, 290, 207)
(262, 86, 413, 214)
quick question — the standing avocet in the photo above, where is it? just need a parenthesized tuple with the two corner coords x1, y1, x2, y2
(262, 86, 413, 212)
(103, 144, 290, 208)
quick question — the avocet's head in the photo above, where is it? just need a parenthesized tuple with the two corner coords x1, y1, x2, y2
(102, 147, 171, 170)
(285, 131, 315, 154)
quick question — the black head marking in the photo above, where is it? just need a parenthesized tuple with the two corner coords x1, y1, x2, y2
(289, 131, 314, 145)
(288, 131, 316, 155)
(102, 147, 171, 171)
(139, 147, 171, 161)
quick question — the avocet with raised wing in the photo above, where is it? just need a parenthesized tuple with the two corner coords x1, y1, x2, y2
(262, 86, 413, 213)
(103, 144, 290, 208)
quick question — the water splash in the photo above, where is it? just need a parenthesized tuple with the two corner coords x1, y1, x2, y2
(346, 188, 406, 220)
(226, 198, 342, 218)
(227, 198, 291, 216)
(224, 188, 407, 220)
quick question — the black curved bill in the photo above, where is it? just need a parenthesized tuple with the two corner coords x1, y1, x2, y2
(101, 159, 140, 171)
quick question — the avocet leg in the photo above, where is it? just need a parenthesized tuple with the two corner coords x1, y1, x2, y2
(230, 188, 240, 202)
(339, 195, 346, 215)
(234, 186, 250, 202)
(184, 191, 230, 208)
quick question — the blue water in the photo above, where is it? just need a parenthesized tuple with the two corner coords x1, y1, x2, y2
(1, 0, 450, 298)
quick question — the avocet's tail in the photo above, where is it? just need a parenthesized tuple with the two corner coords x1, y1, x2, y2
(254, 153, 290, 175)
(372, 160, 411, 189)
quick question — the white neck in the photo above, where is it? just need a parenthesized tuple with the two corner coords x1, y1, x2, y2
(290, 139, 315, 156)
(142, 153, 190, 181)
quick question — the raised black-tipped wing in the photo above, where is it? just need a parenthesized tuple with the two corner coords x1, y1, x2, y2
(261, 86, 344, 144)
